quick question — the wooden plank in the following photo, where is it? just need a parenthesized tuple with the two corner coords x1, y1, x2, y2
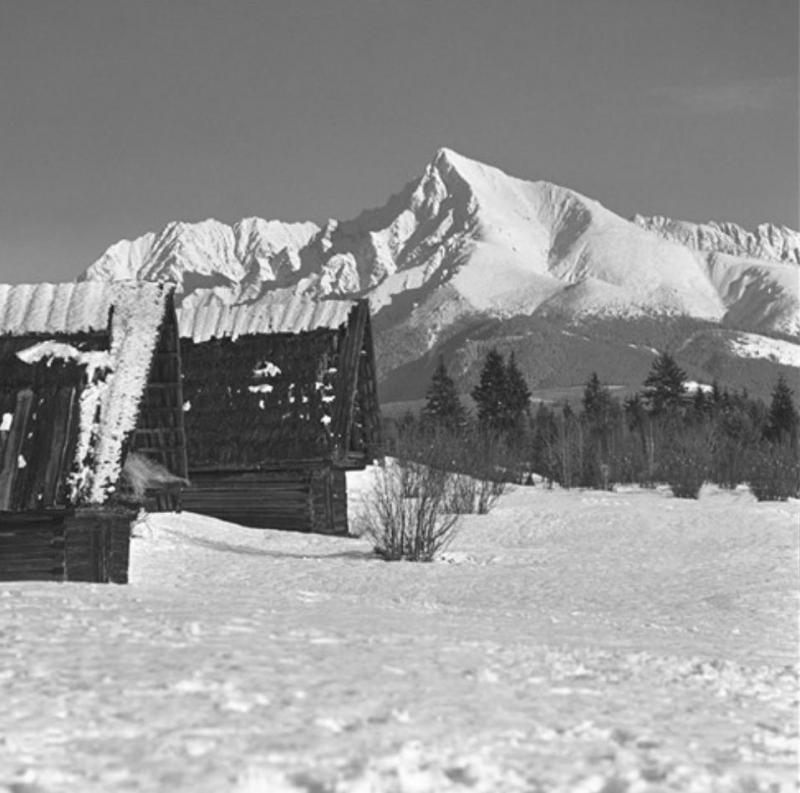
(0, 539, 64, 552)
(0, 571, 63, 582)
(180, 466, 351, 534)
(0, 390, 34, 511)
(41, 386, 78, 507)
(330, 302, 368, 462)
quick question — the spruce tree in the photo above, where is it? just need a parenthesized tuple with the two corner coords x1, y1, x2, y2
(471, 348, 508, 431)
(692, 386, 708, 419)
(505, 352, 532, 428)
(643, 352, 687, 415)
(422, 356, 466, 431)
(582, 372, 613, 481)
(582, 372, 612, 424)
(764, 375, 799, 445)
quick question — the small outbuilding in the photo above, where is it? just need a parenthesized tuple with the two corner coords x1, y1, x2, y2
(0, 281, 188, 582)
(178, 294, 381, 534)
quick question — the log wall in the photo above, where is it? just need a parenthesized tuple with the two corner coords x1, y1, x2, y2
(0, 506, 134, 583)
(182, 466, 348, 535)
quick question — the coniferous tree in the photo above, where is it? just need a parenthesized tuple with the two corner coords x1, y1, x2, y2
(764, 375, 799, 445)
(710, 379, 723, 411)
(582, 372, 614, 485)
(582, 372, 612, 424)
(505, 352, 532, 430)
(422, 356, 466, 431)
(531, 402, 559, 484)
(643, 352, 687, 415)
(471, 348, 509, 432)
(624, 393, 645, 431)
(691, 386, 709, 420)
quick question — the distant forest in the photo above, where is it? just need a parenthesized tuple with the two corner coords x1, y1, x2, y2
(385, 348, 800, 502)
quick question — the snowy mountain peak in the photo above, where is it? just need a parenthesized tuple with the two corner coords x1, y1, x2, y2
(81, 148, 799, 342)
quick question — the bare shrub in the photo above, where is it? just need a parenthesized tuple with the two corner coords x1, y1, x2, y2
(444, 473, 477, 514)
(357, 459, 461, 561)
(476, 476, 505, 514)
(748, 443, 800, 501)
(461, 429, 514, 513)
(394, 423, 513, 516)
(660, 431, 711, 499)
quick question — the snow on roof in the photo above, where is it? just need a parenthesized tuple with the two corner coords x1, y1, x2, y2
(2, 282, 173, 504)
(0, 281, 170, 336)
(178, 290, 359, 341)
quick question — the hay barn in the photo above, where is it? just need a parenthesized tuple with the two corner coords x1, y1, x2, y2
(179, 295, 381, 534)
(0, 282, 188, 583)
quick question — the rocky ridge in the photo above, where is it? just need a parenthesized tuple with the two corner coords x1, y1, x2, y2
(81, 148, 799, 401)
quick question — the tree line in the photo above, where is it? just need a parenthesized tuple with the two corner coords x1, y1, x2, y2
(387, 349, 799, 501)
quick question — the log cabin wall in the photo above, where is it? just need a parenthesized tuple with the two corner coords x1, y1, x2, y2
(0, 282, 180, 582)
(0, 355, 85, 512)
(181, 465, 348, 535)
(181, 328, 343, 468)
(0, 506, 133, 583)
(179, 300, 380, 534)
(180, 300, 381, 472)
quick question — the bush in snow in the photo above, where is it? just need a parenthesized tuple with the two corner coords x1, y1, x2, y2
(747, 442, 800, 502)
(357, 458, 461, 562)
(659, 428, 711, 499)
(443, 473, 478, 514)
(389, 420, 514, 515)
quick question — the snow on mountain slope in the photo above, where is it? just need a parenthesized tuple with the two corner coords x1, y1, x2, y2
(706, 253, 800, 336)
(432, 150, 725, 320)
(728, 332, 800, 367)
(81, 148, 797, 344)
(634, 214, 800, 265)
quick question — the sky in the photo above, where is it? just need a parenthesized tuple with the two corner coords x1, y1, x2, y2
(0, 0, 797, 283)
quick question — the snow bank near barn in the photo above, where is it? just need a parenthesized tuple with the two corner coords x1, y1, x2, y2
(0, 483, 796, 791)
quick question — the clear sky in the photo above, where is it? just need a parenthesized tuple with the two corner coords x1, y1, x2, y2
(0, 0, 797, 283)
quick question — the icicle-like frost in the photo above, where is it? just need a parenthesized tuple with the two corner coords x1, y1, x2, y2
(85, 284, 167, 503)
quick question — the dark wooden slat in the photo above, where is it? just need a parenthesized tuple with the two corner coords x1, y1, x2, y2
(0, 390, 34, 510)
(0, 571, 63, 581)
(182, 466, 348, 534)
(41, 387, 78, 507)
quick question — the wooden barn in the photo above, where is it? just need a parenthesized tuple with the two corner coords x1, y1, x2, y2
(0, 281, 188, 583)
(179, 295, 381, 534)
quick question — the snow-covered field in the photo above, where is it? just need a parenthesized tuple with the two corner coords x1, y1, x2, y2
(0, 475, 797, 792)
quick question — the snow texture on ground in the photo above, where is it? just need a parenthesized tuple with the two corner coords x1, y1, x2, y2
(0, 478, 797, 792)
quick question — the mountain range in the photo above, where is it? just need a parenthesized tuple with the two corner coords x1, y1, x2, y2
(81, 148, 800, 406)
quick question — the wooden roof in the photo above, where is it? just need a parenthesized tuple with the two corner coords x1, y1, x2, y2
(178, 290, 360, 342)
